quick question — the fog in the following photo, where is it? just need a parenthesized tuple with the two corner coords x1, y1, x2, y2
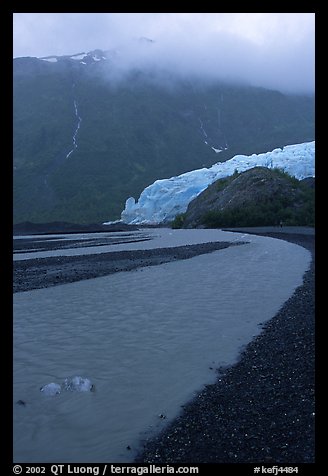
(13, 13, 315, 94)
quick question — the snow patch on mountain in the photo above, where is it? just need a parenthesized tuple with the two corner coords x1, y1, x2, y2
(40, 57, 58, 63)
(211, 147, 223, 153)
(113, 141, 315, 225)
(39, 49, 119, 67)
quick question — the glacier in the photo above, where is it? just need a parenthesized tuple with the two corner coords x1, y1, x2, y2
(111, 141, 315, 225)
(40, 376, 94, 396)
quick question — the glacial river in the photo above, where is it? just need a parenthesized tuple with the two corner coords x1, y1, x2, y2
(13, 229, 311, 462)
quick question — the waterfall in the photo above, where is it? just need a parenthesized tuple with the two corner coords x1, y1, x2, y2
(66, 87, 82, 159)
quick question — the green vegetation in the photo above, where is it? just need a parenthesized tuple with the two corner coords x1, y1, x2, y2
(171, 168, 315, 229)
(13, 58, 315, 224)
(171, 213, 187, 229)
(201, 181, 314, 228)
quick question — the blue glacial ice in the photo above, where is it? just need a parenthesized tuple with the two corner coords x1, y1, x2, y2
(40, 377, 94, 396)
(115, 141, 315, 225)
(40, 383, 62, 396)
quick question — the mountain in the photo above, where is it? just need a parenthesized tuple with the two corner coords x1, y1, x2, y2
(119, 141, 314, 224)
(179, 167, 315, 228)
(13, 49, 315, 224)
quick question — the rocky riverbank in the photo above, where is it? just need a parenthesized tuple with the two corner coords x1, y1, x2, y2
(134, 231, 315, 464)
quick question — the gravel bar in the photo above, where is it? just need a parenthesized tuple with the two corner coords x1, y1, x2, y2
(134, 231, 315, 464)
(13, 240, 245, 293)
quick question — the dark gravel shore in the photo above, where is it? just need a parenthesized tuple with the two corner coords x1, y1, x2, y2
(13, 240, 245, 293)
(134, 231, 315, 464)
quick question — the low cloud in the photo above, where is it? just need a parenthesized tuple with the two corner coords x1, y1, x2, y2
(13, 13, 315, 94)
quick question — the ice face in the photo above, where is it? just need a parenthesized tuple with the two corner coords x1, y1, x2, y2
(119, 141, 315, 225)
(63, 376, 94, 392)
(39, 377, 94, 396)
(40, 383, 61, 396)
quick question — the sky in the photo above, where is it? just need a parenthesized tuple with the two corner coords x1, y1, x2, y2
(13, 13, 315, 94)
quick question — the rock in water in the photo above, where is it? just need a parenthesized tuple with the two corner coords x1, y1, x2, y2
(16, 399, 26, 406)
(40, 383, 62, 396)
